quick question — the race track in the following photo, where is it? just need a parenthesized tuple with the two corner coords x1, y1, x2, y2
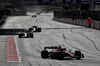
(1, 12, 100, 66)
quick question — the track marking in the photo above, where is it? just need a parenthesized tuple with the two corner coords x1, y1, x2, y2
(14, 37, 21, 62)
(7, 37, 19, 62)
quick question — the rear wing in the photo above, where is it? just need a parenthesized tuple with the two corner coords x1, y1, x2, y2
(44, 46, 58, 49)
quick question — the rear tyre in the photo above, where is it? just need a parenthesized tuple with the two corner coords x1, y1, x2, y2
(82, 53, 84, 58)
(75, 51, 81, 60)
(29, 33, 33, 38)
(76, 57, 81, 60)
(41, 50, 48, 59)
(37, 28, 41, 32)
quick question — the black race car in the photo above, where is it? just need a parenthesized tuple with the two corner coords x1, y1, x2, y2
(18, 31, 33, 38)
(28, 25, 41, 32)
(18, 26, 41, 38)
(41, 45, 84, 60)
(31, 15, 37, 17)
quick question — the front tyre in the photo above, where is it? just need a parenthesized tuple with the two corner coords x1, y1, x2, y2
(41, 50, 48, 59)
(75, 51, 81, 60)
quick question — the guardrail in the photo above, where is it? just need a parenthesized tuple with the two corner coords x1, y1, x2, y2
(53, 17, 100, 30)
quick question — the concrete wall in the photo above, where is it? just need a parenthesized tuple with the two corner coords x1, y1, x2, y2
(53, 17, 100, 30)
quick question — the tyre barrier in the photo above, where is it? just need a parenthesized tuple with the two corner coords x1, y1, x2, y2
(53, 17, 100, 30)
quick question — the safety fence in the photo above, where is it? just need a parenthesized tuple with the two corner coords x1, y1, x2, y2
(0, 14, 7, 26)
(53, 17, 100, 30)
(0, 10, 10, 15)
(54, 10, 100, 21)
(0, 20, 4, 26)
(0, 10, 10, 26)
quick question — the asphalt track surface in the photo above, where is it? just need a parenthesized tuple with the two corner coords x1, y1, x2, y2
(0, 13, 100, 66)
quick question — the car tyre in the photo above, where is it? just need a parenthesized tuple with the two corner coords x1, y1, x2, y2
(41, 50, 48, 59)
(82, 53, 84, 58)
(75, 51, 81, 60)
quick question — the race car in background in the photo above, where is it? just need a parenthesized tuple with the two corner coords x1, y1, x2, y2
(18, 25, 41, 38)
(31, 15, 37, 17)
(18, 29, 33, 38)
(28, 25, 41, 32)
(41, 45, 84, 60)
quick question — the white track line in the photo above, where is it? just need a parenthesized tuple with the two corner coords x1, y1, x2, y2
(14, 36, 21, 62)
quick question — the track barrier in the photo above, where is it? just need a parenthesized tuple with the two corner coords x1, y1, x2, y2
(0, 29, 24, 35)
(53, 17, 100, 30)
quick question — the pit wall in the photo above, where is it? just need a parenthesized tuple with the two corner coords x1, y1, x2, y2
(53, 17, 100, 30)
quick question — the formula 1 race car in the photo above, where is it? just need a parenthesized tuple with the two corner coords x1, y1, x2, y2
(18, 31, 33, 38)
(36, 12, 40, 15)
(18, 26, 41, 38)
(41, 45, 84, 60)
(31, 15, 37, 17)
(18, 29, 33, 38)
(28, 25, 41, 32)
